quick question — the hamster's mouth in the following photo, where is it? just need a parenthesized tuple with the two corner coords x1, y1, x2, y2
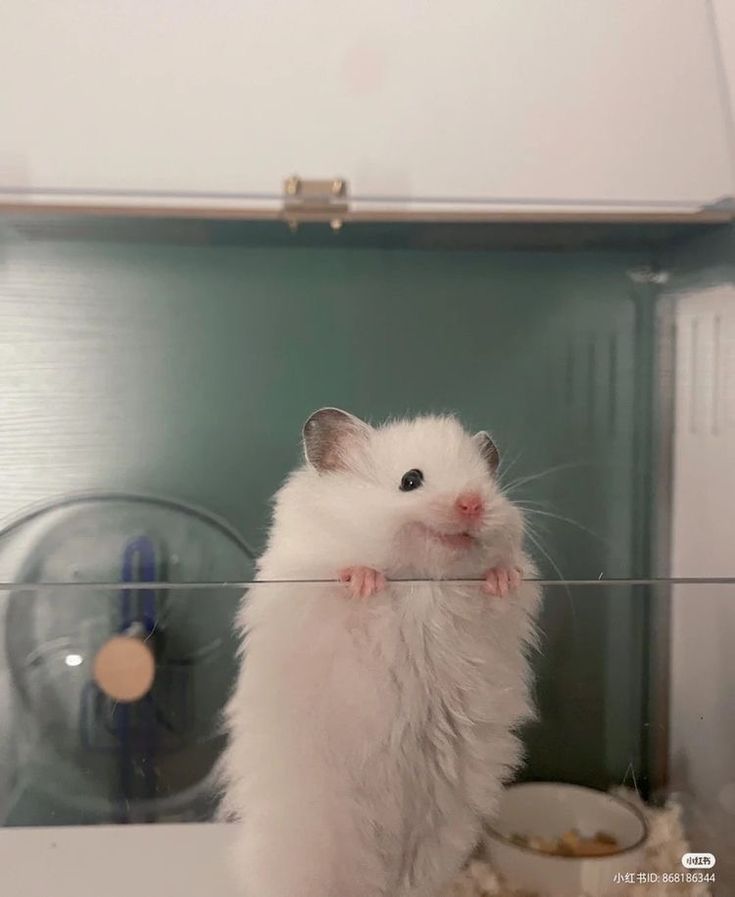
(419, 525, 478, 551)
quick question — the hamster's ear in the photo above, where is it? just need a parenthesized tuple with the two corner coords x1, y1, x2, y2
(473, 431, 500, 475)
(303, 408, 371, 472)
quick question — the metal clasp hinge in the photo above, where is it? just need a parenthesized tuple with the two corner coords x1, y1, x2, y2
(282, 176, 349, 231)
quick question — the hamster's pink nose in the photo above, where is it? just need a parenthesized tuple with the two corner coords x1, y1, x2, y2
(455, 492, 484, 519)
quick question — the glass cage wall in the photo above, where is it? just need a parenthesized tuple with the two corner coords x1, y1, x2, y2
(0, 216, 733, 893)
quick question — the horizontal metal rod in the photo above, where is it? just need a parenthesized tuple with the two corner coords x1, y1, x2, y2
(1, 203, 732, 225)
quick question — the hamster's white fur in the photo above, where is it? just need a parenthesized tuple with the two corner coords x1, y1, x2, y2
(222, 412, 541, 897)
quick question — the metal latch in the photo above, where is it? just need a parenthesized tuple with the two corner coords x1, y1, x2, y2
(282, 176, 349, 231)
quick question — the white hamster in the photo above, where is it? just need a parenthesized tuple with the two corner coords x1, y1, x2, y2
(222, 409, 541, 897)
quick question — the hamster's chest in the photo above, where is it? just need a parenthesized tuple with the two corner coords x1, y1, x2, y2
(244, 580, 529, 771)
(331, 581, 518, 727)
(291, 580, 519, 685)
(383, 581, 515, 676)
(360, 583, 525, 760)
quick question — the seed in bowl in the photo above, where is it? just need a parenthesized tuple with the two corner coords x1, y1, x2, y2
(510, 829, 620, 857)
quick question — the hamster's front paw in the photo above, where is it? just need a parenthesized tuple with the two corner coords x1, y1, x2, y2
(339, 566, 386, 599)
(483, 565, 522, 598)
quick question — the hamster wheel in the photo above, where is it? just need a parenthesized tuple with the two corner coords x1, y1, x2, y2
(0, 493, 254, 825)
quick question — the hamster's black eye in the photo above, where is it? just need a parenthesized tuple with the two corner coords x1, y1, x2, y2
(399, 469, 424, 492)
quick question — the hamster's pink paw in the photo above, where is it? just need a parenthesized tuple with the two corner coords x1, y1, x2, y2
(339, 566, 386, 599)
(483, 565, 522, 598)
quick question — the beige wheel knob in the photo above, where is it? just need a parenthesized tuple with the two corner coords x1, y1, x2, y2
(93, 630, 155, 703)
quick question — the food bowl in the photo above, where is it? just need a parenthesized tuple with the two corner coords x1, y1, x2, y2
(485, 782, 648, 897)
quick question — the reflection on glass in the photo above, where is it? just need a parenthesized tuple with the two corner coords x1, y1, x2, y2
(0, 579, 731, 888)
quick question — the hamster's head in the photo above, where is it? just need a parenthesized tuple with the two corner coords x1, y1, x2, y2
(301, 408, 524, 571)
